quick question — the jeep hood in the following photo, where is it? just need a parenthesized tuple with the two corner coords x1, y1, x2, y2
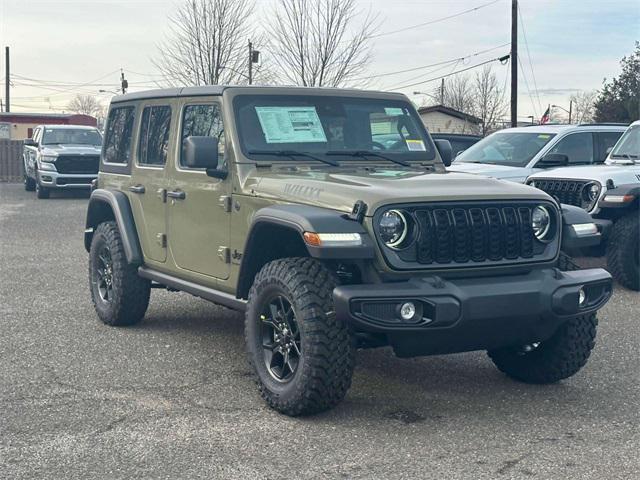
(447, 162, 528, 182)
(246, 168, 550, 214)
(40, 144, 101, 156)
(528, 165, 640, 187)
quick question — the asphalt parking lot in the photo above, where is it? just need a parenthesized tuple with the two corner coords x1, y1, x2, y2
(1, 182, 638, 480)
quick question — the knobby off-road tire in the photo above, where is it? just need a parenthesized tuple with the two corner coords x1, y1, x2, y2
(36, 181, 50, 199)
(488, 252, 598, 384)
(24, 175, 36, 191)
(606, 212, 639, 291)
(245, 258, 356, 416)
(89, 221, 151, 326)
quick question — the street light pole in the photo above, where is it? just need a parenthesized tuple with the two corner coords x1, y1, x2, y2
(248, 40, 253, 85)
(510, 0, 518, 128)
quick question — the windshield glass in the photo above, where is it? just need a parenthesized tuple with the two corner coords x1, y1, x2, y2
(609, 125, 640, 161)
(455, 132, 556, 167)
(233, 95, 435, 162)
(42, 128, 102, 146)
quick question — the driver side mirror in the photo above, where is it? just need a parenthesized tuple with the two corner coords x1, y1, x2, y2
(538, 153, 569, 168)
(23, 138, 38, 147)
(182, 136, 226, 178)
(434, 139, 453, 167)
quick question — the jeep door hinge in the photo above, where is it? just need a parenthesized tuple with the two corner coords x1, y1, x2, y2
(157, 188, 167, 203)
(218, 195, 232, 212)
(217, 246, 231, 263)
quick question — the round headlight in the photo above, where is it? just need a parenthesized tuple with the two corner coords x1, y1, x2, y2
(379, 209, 408, 248)
(583, 182, 600, 202)
(531, 206, 552, 241)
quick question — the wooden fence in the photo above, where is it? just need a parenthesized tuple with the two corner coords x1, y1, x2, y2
(0, 139, 24, 182)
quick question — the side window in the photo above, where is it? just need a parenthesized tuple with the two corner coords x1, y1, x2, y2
(595, 131, 623, 162)
(180, 104, 225, 168)
(103, 106, 135, 164)
(138, 105, 172, 167)
(549, 132, 594, 164)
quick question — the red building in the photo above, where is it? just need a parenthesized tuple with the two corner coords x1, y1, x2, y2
(0, 112, 98, 140)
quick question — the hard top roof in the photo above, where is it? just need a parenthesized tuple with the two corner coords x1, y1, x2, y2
(111, 85, 406, 103)
(493, 123, 628, 134)
(39, 124, 99, 130)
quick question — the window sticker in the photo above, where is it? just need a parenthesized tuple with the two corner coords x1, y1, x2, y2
(538, 134, 551, 139)
(406, 139, 426, 151)
(384, 107, 404, 116)
(255, 106, 327, 143)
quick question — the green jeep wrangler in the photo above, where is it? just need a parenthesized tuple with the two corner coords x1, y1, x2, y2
(85, 86, 613, 416)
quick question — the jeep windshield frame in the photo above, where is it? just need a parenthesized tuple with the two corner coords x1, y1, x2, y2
(607, 124, 640, 164)
(232, 94, 437, 165)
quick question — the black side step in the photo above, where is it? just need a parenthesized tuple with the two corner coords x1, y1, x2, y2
(138, 267, 246, 312)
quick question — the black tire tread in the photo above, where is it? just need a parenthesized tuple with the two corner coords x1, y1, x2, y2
(89, 221, 150, 326)
(245, 257, 355, 416)
(606, 212, 639, 291)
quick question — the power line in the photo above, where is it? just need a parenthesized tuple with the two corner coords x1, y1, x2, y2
(518, 55, 538, 119)
(371, 0, 502, 38)
(390, 55, 509, 91)
(518, 4, 543, 115)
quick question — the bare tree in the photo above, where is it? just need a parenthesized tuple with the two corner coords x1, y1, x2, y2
(153, 0, 266, 86)
(473, 66, 508, 135)
(570, 90, 598, 124)
(438, 75, 475, 115)
(268, 0, 378, 87)
(67, 95, 103, 117)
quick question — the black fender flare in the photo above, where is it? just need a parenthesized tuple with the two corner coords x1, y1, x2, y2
(84, 188, 143, 266)
(560, 203, 602, 252)
(598, 184, 640, 210)
(236, 204, 375, 298)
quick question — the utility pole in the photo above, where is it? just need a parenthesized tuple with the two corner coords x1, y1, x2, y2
(5, 46, 10, 112)
(510, 0, 518, 127)
(440, 78, 445, 105)
(568, 99, 573, 124)
(120, 69, 128, 95)
(248, 40, 260, 85)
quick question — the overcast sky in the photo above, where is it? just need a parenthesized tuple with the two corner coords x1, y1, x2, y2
(1, 0, 638, 122)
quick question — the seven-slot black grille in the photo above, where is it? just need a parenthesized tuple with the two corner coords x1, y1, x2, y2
(55, 155, 100, 174)
(531, 179, 586, 207)
(413, 205, 536, 265)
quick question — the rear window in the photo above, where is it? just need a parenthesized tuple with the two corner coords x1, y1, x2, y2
(138, 106, 172, 167)
(103, 106, 135, 164)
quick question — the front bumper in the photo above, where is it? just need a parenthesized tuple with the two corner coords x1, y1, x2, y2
(333, 267, 612, 357)
(38, 170, 97, 189)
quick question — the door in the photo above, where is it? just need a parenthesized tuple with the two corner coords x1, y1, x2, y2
(166, 101, 230, 280)
(24, 127, 41, 178)
(129, 104, 173, 263)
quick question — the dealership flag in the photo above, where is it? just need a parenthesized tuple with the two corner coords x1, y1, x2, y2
(540, 106, 551, 125)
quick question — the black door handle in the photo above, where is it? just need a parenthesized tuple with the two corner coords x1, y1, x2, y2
(129, 185, 145, 194)
(167, 190, 186, 200)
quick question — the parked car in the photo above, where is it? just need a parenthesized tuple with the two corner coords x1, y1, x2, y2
(23, 124, 103, 199)
(448, 124, 627, 183)
(85, 86, 611, 416)
(527, 120, 640, 290)
(430, 133, 482, 158)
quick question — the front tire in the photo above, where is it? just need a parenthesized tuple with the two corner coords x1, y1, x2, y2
(36, 181, 50, 199)
(89, 221, 151, 326)
(488, 252, 598, 383)
(245, 258, 356, 416)
(24, 175, 36, 191)
(606, 212, 639, 291)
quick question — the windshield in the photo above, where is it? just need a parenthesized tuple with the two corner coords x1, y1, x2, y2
(233, 94, 435, 163)
(42, 128, 102, 146)
(455, 132, 556, 167)
(609, 125, 640, 161)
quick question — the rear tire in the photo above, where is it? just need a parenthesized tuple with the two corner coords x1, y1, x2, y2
(606, 212, 639, 291)
(488, 251, 598, 383)
(89, 221, 150, 326)
(245, 258, 356, 416)
(24, 175, 36, 191)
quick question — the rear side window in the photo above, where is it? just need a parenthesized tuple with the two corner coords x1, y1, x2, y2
(548, 132, 594, 164)
(138, 106, 172, 166)
(595, 131, 624, 162)
(180, 104, 225, 168)
(103, 106, 135, 164)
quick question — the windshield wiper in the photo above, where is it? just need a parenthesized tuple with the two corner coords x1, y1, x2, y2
(611, 153, 639, 159)
(248, 150, 339, 166)
(326, 150, 413, 168)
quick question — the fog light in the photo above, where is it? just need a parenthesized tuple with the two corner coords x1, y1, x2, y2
(578, 287, 587, 306)
(399, 302, 416, 320)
